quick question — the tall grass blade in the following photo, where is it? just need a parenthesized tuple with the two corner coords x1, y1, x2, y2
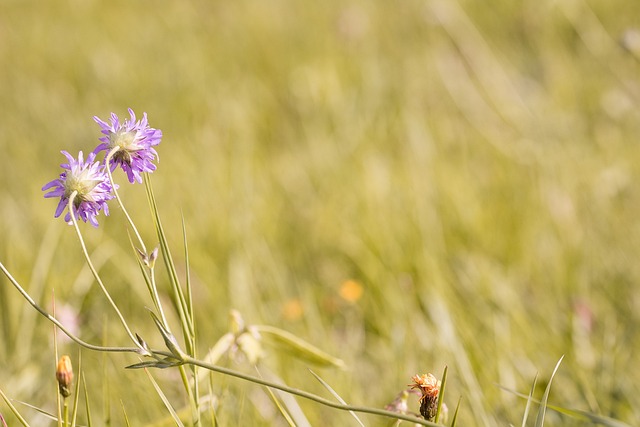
(0, 387, 30, 427)
(70, 353, 82, 427)
(144, 176, 194, 353)
(309, 370, 365, 427)
(498, 383, 630, 427)
(82, 374, 92, 427)
(11, 400, 86, 425)
(521, 373, 538, 427)
(450, 396, 462, 427)
(121, 401, 131, 427)
(434, 365, 448, 424)
(534, 355, 563, 427)
(254, 325, 345, 369)
(143, 368, 186, 427)
(261, 384, 296, 427)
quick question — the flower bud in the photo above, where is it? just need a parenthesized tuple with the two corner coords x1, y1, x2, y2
(56, 355, 73, 398)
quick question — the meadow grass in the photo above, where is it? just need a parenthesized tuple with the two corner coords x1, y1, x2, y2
(1, 0, 640, 425)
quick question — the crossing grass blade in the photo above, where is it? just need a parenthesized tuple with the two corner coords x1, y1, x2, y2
(121, 400, 132, 427)
(450, 396, 462, 427)
(499, 382, 631, 427)
(82, 374, 92, 427)
(534, 355, 564, 427)
(143, 368, 186, 427)
(70, 353, 82, 427)
(434, 365, 448, 424)
(309, 370, 365, 427)
(0, 387, 30, 427)
(521, 373, 538, 427)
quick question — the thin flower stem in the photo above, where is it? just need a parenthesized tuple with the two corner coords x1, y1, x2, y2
(67, 192, 140, 350)
(63, 399, 69, 427)
(0, 263, 431, 426)
(181, 356, 438, 427)
(0, 260, 148, 354)
(105, 146, 147, 253)
(177, 364, 200, 426)
(149, 266, 171, 335)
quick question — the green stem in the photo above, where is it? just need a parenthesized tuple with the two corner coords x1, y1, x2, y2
(67, 192, 141, 350)
(148, 266, 171, 338)
(105, 146, 147, 253)
(0, 260, 143, 354)
(182, 356, 438, 427)
(63, 399, 69, 427)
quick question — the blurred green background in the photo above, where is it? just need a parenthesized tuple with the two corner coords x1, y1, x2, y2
(2, 0, 640, 425)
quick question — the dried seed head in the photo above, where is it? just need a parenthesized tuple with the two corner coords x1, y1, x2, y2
(56, 355, 73, 398)
(409, 373, 441, 421)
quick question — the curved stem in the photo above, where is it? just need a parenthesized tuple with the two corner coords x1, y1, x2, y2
(67, 192, 141, 350)
(105, 146, 147, 253)
(0, 260, 142, 354)
(3, 257, 432, 426)
(182, 356, 438, 427)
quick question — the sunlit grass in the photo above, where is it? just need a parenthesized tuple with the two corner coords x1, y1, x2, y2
(1, 0, 640, 425)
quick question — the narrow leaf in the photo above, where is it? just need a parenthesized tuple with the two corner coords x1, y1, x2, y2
(309, 370, 365, 427)
(144, 368, 186, 427)
(450, 396, 462, 427)
(0, 387, 30, 427)
(434, 365, 447, 423)
(535, 355, 564, 427)
(254, 325, 345, 369)
(521, 373, 538, 427)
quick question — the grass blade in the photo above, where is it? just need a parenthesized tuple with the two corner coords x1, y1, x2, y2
(121, 400, 132, 427)
(498, 382, 631, 427)
(143, 368, 186, 427)
(82, 374, 92, 427)
(309, 370, 365, 427)
(254, 325, 345, 369)
(434, 365, 447, 424)
(450, 396, 462, 427)
(0, 387, 30, 427)
(70, 353, 82, 427)
(534, 355, 564, 427)
(521, 373, 538, 427)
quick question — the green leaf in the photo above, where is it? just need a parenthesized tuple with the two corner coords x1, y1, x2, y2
(521, 373, 538, 427)
(309, 370, 365, 427)
(143, 368, 186, 427)
(535, 355, 563, 427)
(0, 386, 30, 427)
(254, 325, 346, 369)
(435, 365, 448, 424)
(450, 396, 462, 427)
(149, 310, 186, 361)
(82, 374, 92, 427)
(126, 358, 182, 370)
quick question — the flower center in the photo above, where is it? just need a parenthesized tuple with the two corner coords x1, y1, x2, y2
(110, 129, 140, 151)
(64, 169, 101, 204)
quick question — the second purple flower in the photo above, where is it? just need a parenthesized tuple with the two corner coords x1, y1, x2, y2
(93, 108, 162, 184)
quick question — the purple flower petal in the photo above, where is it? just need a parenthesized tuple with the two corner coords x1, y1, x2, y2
(42, 151, 116, 227)
(93, 109, 162, 184)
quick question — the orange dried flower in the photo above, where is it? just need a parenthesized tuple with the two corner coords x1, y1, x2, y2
(56, 355, 73, 398)
(409, 373, 441, 420)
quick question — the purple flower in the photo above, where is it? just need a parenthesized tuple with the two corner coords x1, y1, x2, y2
(42, 151, 116, 227)
(93, 108, 162, 183)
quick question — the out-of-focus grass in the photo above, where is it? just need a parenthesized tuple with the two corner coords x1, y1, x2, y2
(1, 0, 640, 425)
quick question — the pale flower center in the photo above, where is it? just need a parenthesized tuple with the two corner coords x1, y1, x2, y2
(110, 129, 140, 151)
(64, 168, 101, 203)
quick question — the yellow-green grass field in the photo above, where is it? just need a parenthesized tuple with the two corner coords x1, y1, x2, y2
(1, 0, 640, 425)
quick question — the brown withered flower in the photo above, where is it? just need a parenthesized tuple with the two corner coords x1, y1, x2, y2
(56, 355, 73, 398)
(409, 373, 441, 421)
